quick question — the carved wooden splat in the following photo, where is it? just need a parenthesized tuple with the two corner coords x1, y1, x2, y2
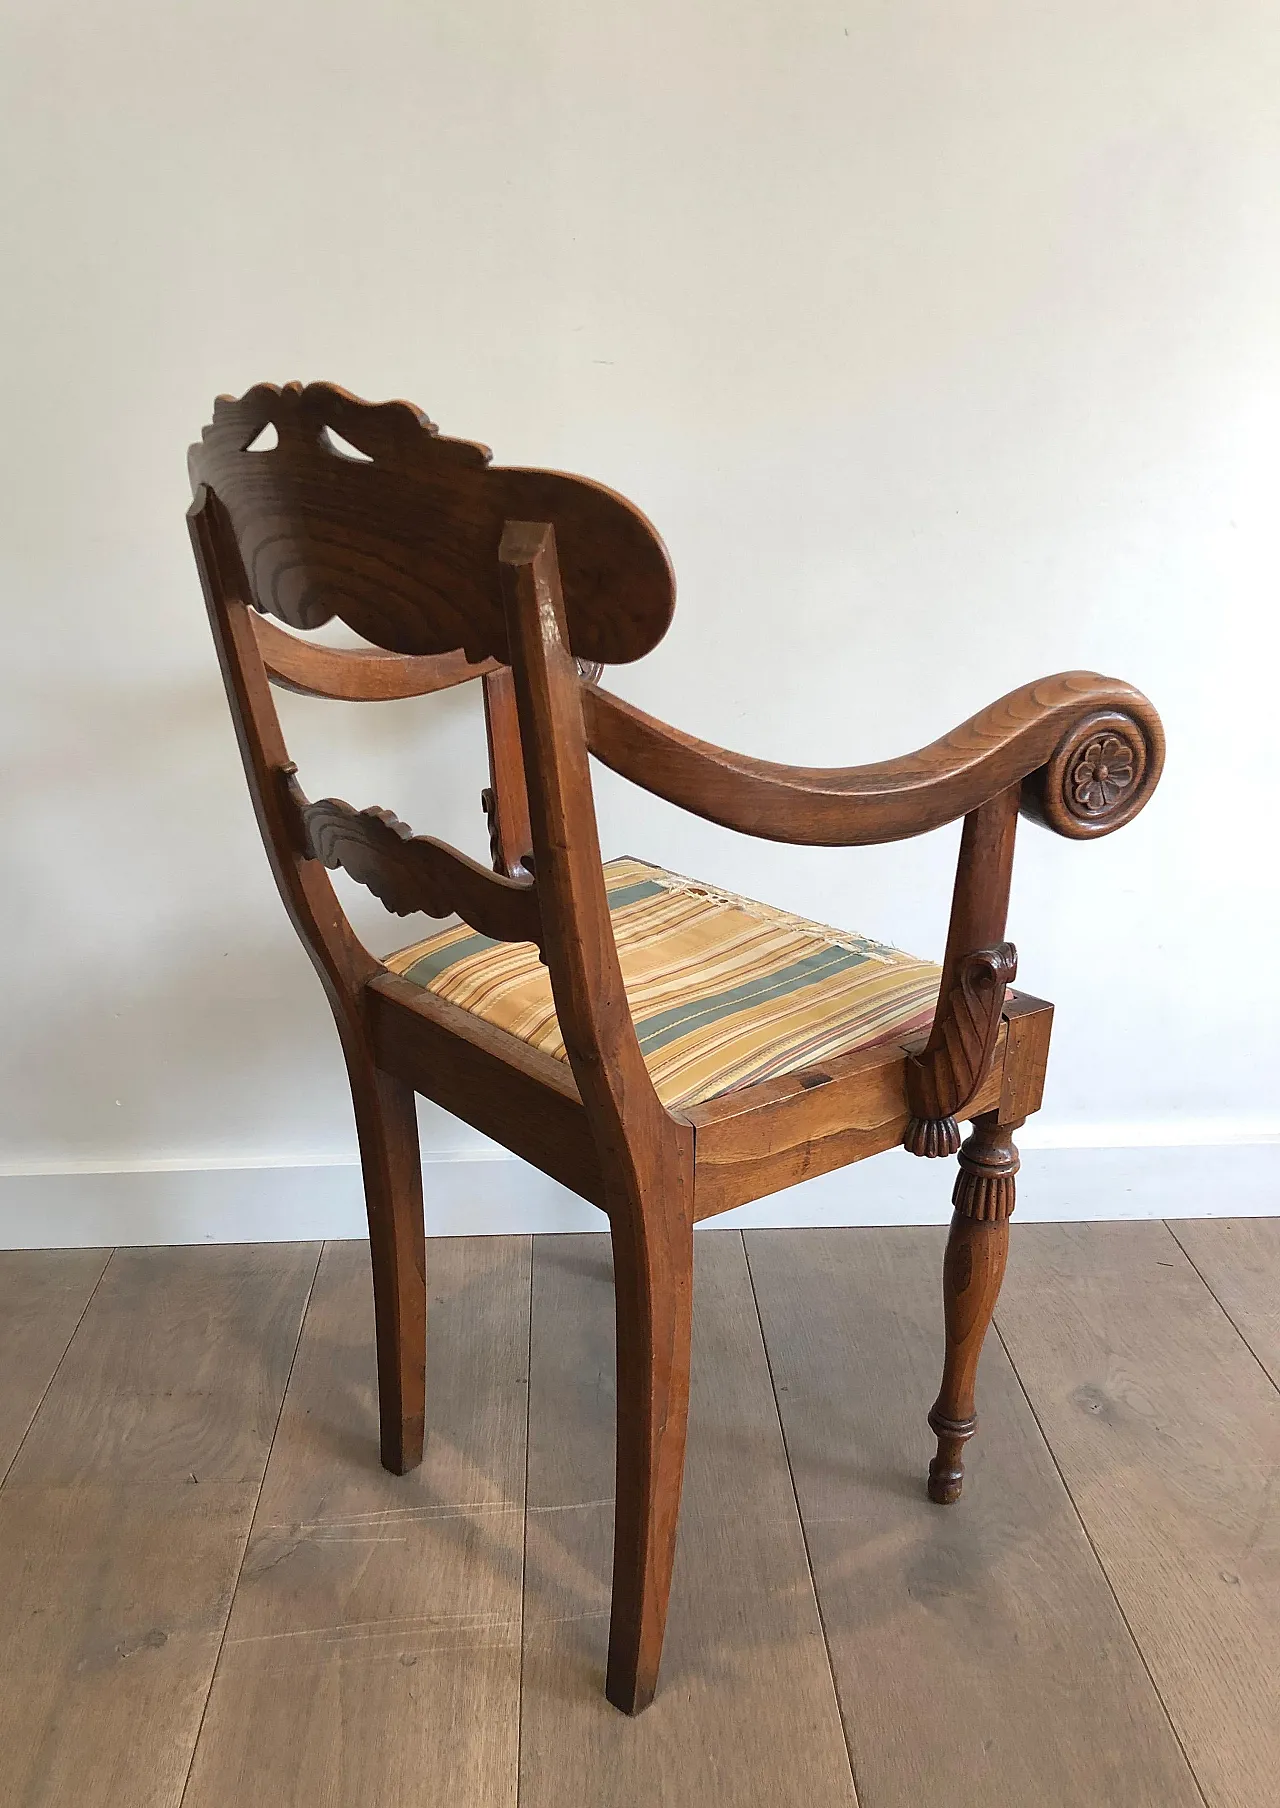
(280, 768, 544, 953)
(188, 381, 674, 667)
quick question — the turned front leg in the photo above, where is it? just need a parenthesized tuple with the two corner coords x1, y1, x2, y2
(927, 1112, 1021, 1505)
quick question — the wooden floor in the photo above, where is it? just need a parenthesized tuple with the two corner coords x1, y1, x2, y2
(2, 1221, 1277, 1808)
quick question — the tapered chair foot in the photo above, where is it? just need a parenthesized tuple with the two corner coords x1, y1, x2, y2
(605, 1665, 659, 1718)
(344, 1044, 428, 1477)
(927, 1112, 1020, 1504)
(380, 1414, 426, 1478)
(926, 1406, 977, 1504)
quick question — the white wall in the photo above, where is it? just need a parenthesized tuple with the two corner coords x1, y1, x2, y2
(2, 0, 1278, 1243)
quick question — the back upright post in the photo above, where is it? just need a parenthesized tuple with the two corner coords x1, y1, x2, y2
(497, 520, 696, 1715)
(188, 488, 427, 1476)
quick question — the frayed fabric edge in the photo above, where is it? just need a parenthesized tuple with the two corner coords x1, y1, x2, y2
(630, 861, 915, 968)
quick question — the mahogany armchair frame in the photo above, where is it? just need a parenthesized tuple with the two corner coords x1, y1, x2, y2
(188, 383, 1164, 1713)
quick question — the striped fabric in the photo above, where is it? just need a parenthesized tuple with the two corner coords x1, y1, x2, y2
(385, 857, 942, 1111)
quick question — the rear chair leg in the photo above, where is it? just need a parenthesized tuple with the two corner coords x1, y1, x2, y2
(605, 1207, 694, 1715)
(928, 1112, 1021, 1505)
(344, 1039, 427, 1475)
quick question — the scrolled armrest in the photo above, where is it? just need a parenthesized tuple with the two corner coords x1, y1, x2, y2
(1018, 700, 1164, 839)
(582, 671, 1164, 846)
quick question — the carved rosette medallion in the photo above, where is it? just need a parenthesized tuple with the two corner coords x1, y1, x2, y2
(1069, 732, 1135, 815)
(1023, 707, 1159, 839)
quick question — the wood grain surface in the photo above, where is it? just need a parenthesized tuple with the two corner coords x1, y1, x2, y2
(0, 1246, 109, 1480)
(583, 670, 1164, 845)
(5, 1222, 1277, 1806)
(745, 1226, 1203, 1808)
(518, 1230, 857, 1807)
(1169, 1216, 1280, 1389)
(0, 1244, 317, 1808)
(996, 1221, 1280, 1808)
(181, 1237, 531, 1808)
(500, 522, 697, 1712)
(287, 769, 542, 943)
(191, 382, 676, 668)
(251, 607, 499, 700)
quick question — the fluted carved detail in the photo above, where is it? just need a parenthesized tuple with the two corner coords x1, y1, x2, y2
(952, 1169, 1017, 1221)
(951, 1116, 1021, 1222)
(282, 767, 543, 951)
(904, 943, 1017, 1157)
(904, 1115, 962, 1159)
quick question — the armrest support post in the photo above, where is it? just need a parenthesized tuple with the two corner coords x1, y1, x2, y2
(937, 781, 1019, 986)
(904, 783, 1020, 1157)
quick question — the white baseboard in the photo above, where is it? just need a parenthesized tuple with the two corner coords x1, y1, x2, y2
(0, 1140, 1275, 1248)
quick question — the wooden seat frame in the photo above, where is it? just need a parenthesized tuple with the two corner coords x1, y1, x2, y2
(188, 383, 1164, 1714)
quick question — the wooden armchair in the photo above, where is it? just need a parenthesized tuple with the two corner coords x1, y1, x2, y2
(187, 382, 1164, 1714)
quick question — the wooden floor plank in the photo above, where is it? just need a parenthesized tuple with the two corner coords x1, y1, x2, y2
(518, 1228, 856, 1808)
(746, 1225, 1201, 1808)
(4, 1223, 1275, 1805)
(996, 1220, 1280, 1808)
(1167, 1217, 1280, 1390)
(0, 1243, 317, 1808)
(182, 1235, 530, 1808)
(0, 1247, 111, 1481)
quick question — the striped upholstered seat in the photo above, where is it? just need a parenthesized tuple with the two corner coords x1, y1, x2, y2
(385, 857, 942, 1111)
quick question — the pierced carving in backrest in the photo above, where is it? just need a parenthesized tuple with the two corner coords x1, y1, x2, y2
(188, 382, 675, 666)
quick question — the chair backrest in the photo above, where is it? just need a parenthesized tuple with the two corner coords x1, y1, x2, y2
(188, 381, 675, 667)
(189, 380, 677, 1177)
(190, 378, 672, 1089)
